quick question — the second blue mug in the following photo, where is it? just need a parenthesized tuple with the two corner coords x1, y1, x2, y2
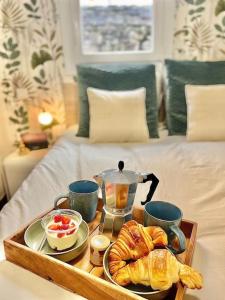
(144, 201, 186, 254)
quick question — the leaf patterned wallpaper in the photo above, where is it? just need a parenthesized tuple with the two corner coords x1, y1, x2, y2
(0, 0, 65, 143)
(174, 0, 225, 60)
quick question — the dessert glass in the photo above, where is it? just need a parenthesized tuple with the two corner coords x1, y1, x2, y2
(41, 209, 82, 251)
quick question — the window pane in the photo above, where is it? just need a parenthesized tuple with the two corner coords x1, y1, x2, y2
(80, 0, 153, 54)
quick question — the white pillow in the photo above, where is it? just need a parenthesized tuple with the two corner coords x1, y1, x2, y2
(87, 87, 149, 143)
(185, 84, 225, 141)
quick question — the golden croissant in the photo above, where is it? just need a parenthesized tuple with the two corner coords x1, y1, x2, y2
(112, 249, 203, 291)
(109, 220, 168, 274)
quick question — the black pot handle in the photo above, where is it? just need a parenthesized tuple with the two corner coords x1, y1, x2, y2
(141, 173, 159, 205)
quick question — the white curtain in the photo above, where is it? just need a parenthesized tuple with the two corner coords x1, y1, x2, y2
(173, 0, 225, 60)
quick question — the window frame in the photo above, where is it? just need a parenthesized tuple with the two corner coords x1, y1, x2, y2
(57, 0, 176, 75)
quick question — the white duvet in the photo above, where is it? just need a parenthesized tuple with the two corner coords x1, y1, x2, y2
(0, 130, 225, 300)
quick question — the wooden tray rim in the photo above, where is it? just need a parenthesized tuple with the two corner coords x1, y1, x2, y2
(3, 205, 198, 300)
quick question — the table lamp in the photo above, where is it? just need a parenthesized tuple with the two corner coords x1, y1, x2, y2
(38, 111, 53, 144)
(38, 111, 53, 127)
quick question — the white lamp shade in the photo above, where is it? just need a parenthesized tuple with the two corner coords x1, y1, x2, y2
(38, 112, 53, 126)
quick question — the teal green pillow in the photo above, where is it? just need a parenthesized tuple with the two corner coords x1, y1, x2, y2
(76, 63, 159, 138)
(165, 59, 225, 135)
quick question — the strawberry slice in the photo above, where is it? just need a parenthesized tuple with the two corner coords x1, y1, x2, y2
(60, 224, 69, 230)
(53, 215, 62, 223)
(61, 216, 70, 225)
(48, 224, 60, 230)
(57, 233, 65, 238)
(67, 229, 76, 235)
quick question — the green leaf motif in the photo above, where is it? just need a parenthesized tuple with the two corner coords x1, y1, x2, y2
(31, 50, 52, 69)
(215, 24, 223, 32)
(40, 69, 45, 78)
(17, 126, 29, 132)
(50, 31, 56, 41)
(189, 9, 195, 15)
(191, 15, 201, 22)
(9, 69, 18, 75)
(33, 76, 43, 84)
(11, 61, 20, 67)
(9, 117, 20, 124)
(195, 6, 205, 13)
(3, 38, 18, 51)
(222, 16, 225, 26)
(56, 46, 63, 52)
(2, 0, 26, 29)
(188, 19, 213, 54)
(8, 38, 13, 46)
(34, 29, 43, 37)
(10, 50, 20, 59)
(21, 118, 29, 125)
(31, 0, 37, 5)
(185, 0, 194, 4)
(24, 3, 34, 12)
(55, 53, 62, 60)
(27, 14, 41, 19)
(10, 43, 18, 51)
(174, 29, 189, 37)
(41, 44, 49, 49)
(3, 42, 8, 50)
(215, 0, 225, 16)
(196, 0, 206, 5)
(14, 109, 19, 117)
(2, 81, 10, 87)
(3, 91, 11, 95)
(0, 52, 8, 58)
(19, 106, 24, 113)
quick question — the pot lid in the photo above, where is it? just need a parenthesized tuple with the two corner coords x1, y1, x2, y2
(102, 161, 138, 184)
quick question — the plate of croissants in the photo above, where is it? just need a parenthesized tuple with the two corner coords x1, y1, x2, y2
(103, 220, 203, 300)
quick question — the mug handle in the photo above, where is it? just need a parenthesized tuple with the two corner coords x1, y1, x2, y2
(140, 174, 159, 205)
(54, 193, 69, 209)
(167, 224, 186, 255)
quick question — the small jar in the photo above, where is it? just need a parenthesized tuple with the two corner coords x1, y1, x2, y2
(90, 235, 110, 266)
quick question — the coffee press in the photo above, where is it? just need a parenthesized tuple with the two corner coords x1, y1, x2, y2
(94, 161, 159, 241)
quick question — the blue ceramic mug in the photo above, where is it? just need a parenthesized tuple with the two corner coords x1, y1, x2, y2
(144, 201, 186, 254)
(54, 180, 99, 223)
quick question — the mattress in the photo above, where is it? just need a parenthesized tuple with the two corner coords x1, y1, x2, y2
(0, 127, 225, 300)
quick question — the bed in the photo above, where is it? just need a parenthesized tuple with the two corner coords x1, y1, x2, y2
(0, 127, 225, 300)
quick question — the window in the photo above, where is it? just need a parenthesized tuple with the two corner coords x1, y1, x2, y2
(80, 0, 153, 54)
(57, 0, 176, 74)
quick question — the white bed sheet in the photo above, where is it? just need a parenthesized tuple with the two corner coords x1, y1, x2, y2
(0, 129, 225, 300)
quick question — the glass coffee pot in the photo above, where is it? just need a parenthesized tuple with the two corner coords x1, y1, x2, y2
(94, 161, 159, 241)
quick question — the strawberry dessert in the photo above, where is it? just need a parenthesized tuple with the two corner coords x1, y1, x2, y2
(43, 211, 82, 251)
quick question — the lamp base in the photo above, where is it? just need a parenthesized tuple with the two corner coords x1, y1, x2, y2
(18, 142, 30, 156)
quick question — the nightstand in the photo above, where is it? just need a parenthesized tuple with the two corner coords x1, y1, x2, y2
(3, 148, 49, 200)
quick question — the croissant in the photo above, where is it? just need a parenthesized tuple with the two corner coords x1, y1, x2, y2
(112, 249, 203, 291)
(109, 220, 168, 274)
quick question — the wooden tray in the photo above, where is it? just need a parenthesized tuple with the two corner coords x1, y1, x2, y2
(4, 201, 197, 300)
